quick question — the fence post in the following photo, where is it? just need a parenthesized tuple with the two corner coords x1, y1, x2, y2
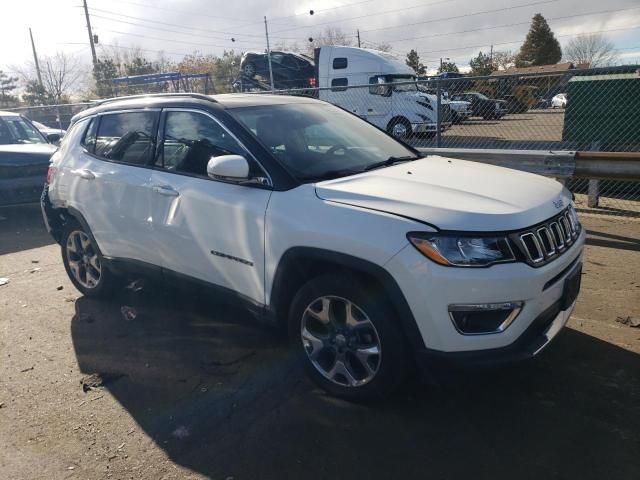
(588, 141, 601, 208)
(56, 105, 62, 131)
(436, 78, 441, 147)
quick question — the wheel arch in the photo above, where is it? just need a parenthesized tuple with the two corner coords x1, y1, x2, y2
(386, 115, 411, 131)
(269, 247, 426, 352)
(56, 206, 104, 257)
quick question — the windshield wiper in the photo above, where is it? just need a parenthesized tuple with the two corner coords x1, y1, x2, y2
(363, 155, 418, 172)
(304, 167, 364, 182)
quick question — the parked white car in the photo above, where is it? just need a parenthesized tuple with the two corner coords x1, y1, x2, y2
(42, 93, 584, 401)
(551, 93, 567, 108)
(32, 120, 66, 144)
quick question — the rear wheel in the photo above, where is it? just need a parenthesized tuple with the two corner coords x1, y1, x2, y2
(288, 274, 410, 401)
(242, 62, 256, 78)
(61, 221, 114, 298)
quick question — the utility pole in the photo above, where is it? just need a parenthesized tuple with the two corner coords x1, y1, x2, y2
(490, 44, 493, 65)
(29, 28, 43, 87)
(264, 16, 275, 90)
(83, 0, 98, 67)
(357, 29, 361, 48)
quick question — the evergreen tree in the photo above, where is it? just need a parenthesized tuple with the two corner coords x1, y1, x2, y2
(405, 49, 426, 75)
(438, 61, 459, 74)
(515, 13, 562, 67)
(22, 80, 53, 106)
(469, 51, 494, 76)
(0, 70, 18, 107)
(93, 58, 118, 98)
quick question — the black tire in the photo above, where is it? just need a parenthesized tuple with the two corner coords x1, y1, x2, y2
(61, 220, 115, 298)
(387, 117, 412, 139)
(288, 273, 410, 401)
(242, 62, 256, 78)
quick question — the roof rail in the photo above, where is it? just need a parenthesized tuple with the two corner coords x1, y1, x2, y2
(91, 92, 217, 106)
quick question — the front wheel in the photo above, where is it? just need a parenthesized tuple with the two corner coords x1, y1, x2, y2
(61, 221, 115, 298)
(288, 274, 410, 401)
(387, 117, 412, 139)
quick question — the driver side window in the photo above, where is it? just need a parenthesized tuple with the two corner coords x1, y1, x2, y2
(159, 111, 244, 177)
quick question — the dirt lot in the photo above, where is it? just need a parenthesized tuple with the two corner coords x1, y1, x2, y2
(413, 110, 567, 150)
(1, 204, 639, 480)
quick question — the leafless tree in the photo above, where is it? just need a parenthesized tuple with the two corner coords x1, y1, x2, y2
(368, 41, 393, 53)
(306, 27, 354, 55)
(564, 34, 619, 67)
(14, 51, 87, 102)
(492, 50, 515, 71)
(41, 52, 86, 102)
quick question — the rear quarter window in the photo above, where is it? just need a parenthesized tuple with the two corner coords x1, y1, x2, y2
(94, 111, 158, 165)
(81, 117, 99, 153)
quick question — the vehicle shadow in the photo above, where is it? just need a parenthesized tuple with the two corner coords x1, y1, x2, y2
(586, 229, 640, 252)
(71, 289, 640, 480)
(0, 203, 54, 255)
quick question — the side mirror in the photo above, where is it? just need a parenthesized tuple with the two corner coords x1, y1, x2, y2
(207, 154, 250, 180)
(47, 133, 61, 144)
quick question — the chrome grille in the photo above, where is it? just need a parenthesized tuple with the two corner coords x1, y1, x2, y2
(513, 207, 581, 267)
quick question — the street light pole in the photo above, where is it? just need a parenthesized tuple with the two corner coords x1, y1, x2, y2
(264, 16, 275, 90)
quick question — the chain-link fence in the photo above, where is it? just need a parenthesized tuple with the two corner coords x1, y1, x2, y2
(5, 65, 639, 215)
(4, 103, 92, 132)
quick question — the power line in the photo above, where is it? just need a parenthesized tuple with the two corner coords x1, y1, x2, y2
(416, 24, 640, 57)
(360, 0, 558, 34)
(270, 0, 454, 34)
(62, 42, 189, 57)
(87, 6, 297, 40)
(96, 29, 264, 50)
(103, 0, 256, 23)
(104, 0, 376, 29)
(89, 13, 265, 44)
(382, 6, 640, 44)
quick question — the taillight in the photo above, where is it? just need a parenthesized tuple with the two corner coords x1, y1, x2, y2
(46, 166, 53, 184)
(308, 77, 316, 87)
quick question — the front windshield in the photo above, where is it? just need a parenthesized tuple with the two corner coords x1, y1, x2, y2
(229, 103, 419, 182)
(0, 116, 47, 144)
(388, 76, 417, 93)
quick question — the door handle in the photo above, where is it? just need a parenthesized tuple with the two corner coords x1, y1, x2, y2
(152, 185, 180, 197)
(71, 169, 96, 180)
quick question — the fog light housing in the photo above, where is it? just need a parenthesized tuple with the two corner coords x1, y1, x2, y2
(448, 302, 523, 335)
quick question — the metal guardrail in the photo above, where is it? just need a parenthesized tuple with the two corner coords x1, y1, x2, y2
(416, 149, 640, 181)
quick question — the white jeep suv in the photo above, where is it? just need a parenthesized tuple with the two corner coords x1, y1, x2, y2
(42, 93, 584, 400)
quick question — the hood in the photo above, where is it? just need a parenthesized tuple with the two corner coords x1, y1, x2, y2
(0, 143, 58, 155)
(315, 156, 570, 231)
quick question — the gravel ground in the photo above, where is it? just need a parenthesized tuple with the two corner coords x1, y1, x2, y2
(0, 204, 639, 480)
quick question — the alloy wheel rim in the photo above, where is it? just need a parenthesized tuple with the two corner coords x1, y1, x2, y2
(66, 230, 101, 289)
(301, 295, 381, 387)
(392, 123, 407, 137)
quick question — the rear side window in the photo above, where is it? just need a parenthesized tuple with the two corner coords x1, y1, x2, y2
(94, 111, 158, 165)
(332, 57, 348, 69)
(331, 78, 348, 92)
(81, 117, 98, 153)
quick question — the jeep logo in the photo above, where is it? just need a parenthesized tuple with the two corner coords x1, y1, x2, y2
(553, 198, 564, 209)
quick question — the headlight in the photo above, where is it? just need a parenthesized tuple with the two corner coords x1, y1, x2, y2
(407, 232, 515, 267)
